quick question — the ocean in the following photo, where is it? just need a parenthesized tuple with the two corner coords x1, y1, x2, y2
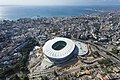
(0, 5, 119, 20)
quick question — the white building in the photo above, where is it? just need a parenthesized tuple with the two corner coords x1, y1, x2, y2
(43, 37, 88, 64)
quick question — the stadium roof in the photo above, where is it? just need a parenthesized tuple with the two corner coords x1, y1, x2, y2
(43, 37, 75, 58)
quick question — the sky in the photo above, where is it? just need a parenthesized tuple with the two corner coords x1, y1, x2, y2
(0, 0, 120, 6)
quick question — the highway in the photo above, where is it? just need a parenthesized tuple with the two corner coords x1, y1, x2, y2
(30, 39, 120, 79)
(77, 39, 120, 64)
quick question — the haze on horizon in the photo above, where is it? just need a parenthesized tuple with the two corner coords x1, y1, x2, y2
(0, 0, 120, 6)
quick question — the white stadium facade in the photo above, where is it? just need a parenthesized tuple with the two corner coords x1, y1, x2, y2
(43, 37, 88, 63)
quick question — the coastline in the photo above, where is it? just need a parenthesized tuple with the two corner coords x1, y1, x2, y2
(1, 5, 118, 20)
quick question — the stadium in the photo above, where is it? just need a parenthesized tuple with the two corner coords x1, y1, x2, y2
(43, 37, 88, 63)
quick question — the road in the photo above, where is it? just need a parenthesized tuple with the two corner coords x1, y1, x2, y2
(30, 39, 120, 79)
(77, 39, 120, 64)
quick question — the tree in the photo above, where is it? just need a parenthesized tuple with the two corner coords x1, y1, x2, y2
(10, 74, 20, 80)
(80, 66, 84, 70)
(98, 58, 112, 67)
(53, 70, 58, 77)
(41, 76, 49, 80)
(111, 48, 119, 54)
(0, 73, 5, 79)
(20, 74, 29, 80)
(94, 65, 98, 68)
(94, 51, 100, 57)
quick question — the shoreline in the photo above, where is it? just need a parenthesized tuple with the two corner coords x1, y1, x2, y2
(1, 6, 120, 20)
